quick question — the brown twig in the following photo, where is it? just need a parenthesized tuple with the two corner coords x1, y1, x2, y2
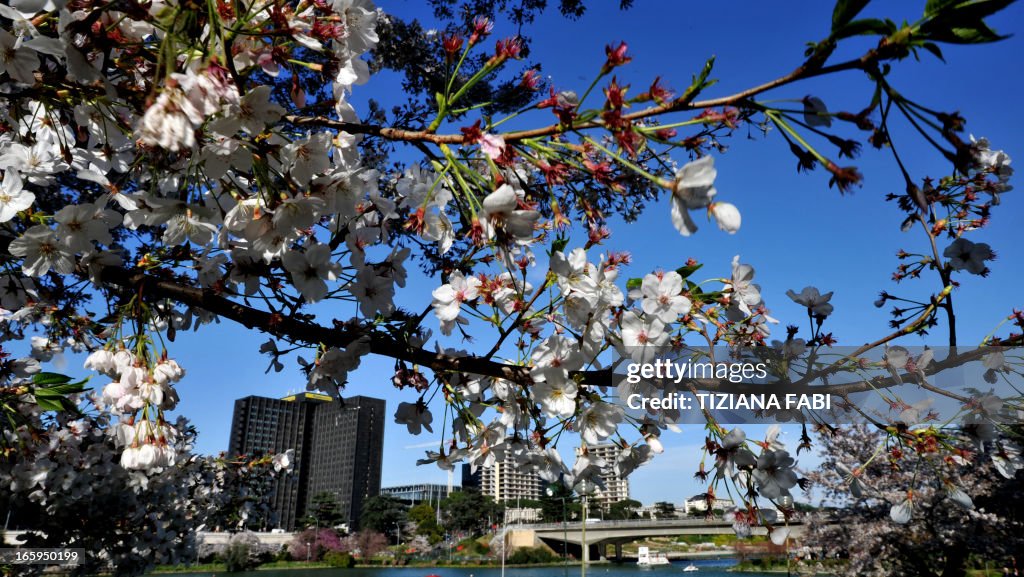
(94, 264, 1020, 404)
(284, 50, 879, 145)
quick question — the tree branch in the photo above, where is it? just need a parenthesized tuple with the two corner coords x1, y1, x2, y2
(96, 265, 536, 384)
(94, 264, 1019, 408)
(285, 49, 879, 146)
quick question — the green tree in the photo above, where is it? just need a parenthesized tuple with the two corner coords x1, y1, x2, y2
(654, 501, 676, 518)
(508, 546, 558, 564)
(441, 489, 504, 535)
(303, 491, 346, 529)
(323, 550, 356, 568)
(408, 502, 436, 526)
(359, 495, 407, 541)
(223, 540, 253, 572)
(538, 483, 581, 523)
(409, 502, 444, 544)
(607, 498, 642, 520)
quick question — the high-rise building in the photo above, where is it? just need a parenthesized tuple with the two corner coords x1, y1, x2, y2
(585, 443, 631, 509)
(461, 453, 544, 503)
(228, 392, 385, 531)
(461, 444, 631, 508)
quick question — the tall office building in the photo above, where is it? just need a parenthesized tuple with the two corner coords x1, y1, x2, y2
(586, 443, 631, 509)
(228, 392, 386, 530)
(461, 452, 544, 503)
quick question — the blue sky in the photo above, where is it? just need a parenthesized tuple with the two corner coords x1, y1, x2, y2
(33, 1, 1024, 505)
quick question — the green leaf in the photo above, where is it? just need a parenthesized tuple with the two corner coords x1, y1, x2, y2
(31, 389, 84, 414)
(924, 0, 958, 17)
(34, 397, 65, 412)
(832, 18, 898, 39)
(680, 56, 716, 104)
(32, 372, 72, 386)
(920, 41, 945, 61)
(675, 263, 704, 279)
(925, 21, 1007, 44)
(937, 0, 1015, 21)
(919, 0, 1015, 44)
(626, 277, 642, 291)
(952, 23, 1007, 43)
(551, 237, 569, 254)
(695, 56, 715, 85)
(832, 0, 871, 31)
(35, 381, 88, 397)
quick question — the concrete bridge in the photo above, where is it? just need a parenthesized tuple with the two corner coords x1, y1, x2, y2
(509, 517, 808, 563)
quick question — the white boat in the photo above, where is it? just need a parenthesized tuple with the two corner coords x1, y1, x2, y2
(682, 563, 699, 572)
(637, 546, 671, 566)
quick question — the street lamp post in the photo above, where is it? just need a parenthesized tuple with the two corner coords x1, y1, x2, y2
(778, 495, 795, 577)
(306, 541, 311, 562)
(581, 495, 588, 577)
(314, 516, 319, 559)
(500, 520, 507, 577)
(545, 484, 568, 577)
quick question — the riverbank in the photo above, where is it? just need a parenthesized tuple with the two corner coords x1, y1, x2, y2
(150, 551, 740, 573)
(150, 560, 591, 573)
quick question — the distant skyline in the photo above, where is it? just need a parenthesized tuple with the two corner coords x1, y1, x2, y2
(15, 1, 1024, 506)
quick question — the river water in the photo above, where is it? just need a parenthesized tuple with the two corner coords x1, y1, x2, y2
(155, 559, 775, 577)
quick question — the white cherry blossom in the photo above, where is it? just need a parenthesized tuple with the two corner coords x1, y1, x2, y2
(671, 155, 717, 236)
(629, 270, 691, 323)
(619, 310, 669, 363)
(943, 237, 995, 275)
(577, 402, 624, 444)
(9, 225, 75, 276)
(751, 449, 798, 499)
(53, 203, 119, 252)
(394, 401, 434, 435)
(213, 85, 285, 136)
(0, 28, 38, 83)
(786, 286, 835, 318)
(283, 132, 333, 185)
(481, 184, 539, 242)
(532, 375, 578, 418)
(351, 266, 395, 317)
(724, 255, 762, 315)
(431, 271, 481, 323)
(0, 140, 68, 185)
(711, 201, 741, 233)
(0, 170, 34, 222)
(282, 244, 342, 303)
(890, 495, 914, 524)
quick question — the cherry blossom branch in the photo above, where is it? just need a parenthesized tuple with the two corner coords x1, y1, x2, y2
(94, 264, 536, 383)
(91, 264, 1017, 403)
(791, 286, 954, 388)
(284, 49, 881, 145)
(916, 214, 958, 349)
